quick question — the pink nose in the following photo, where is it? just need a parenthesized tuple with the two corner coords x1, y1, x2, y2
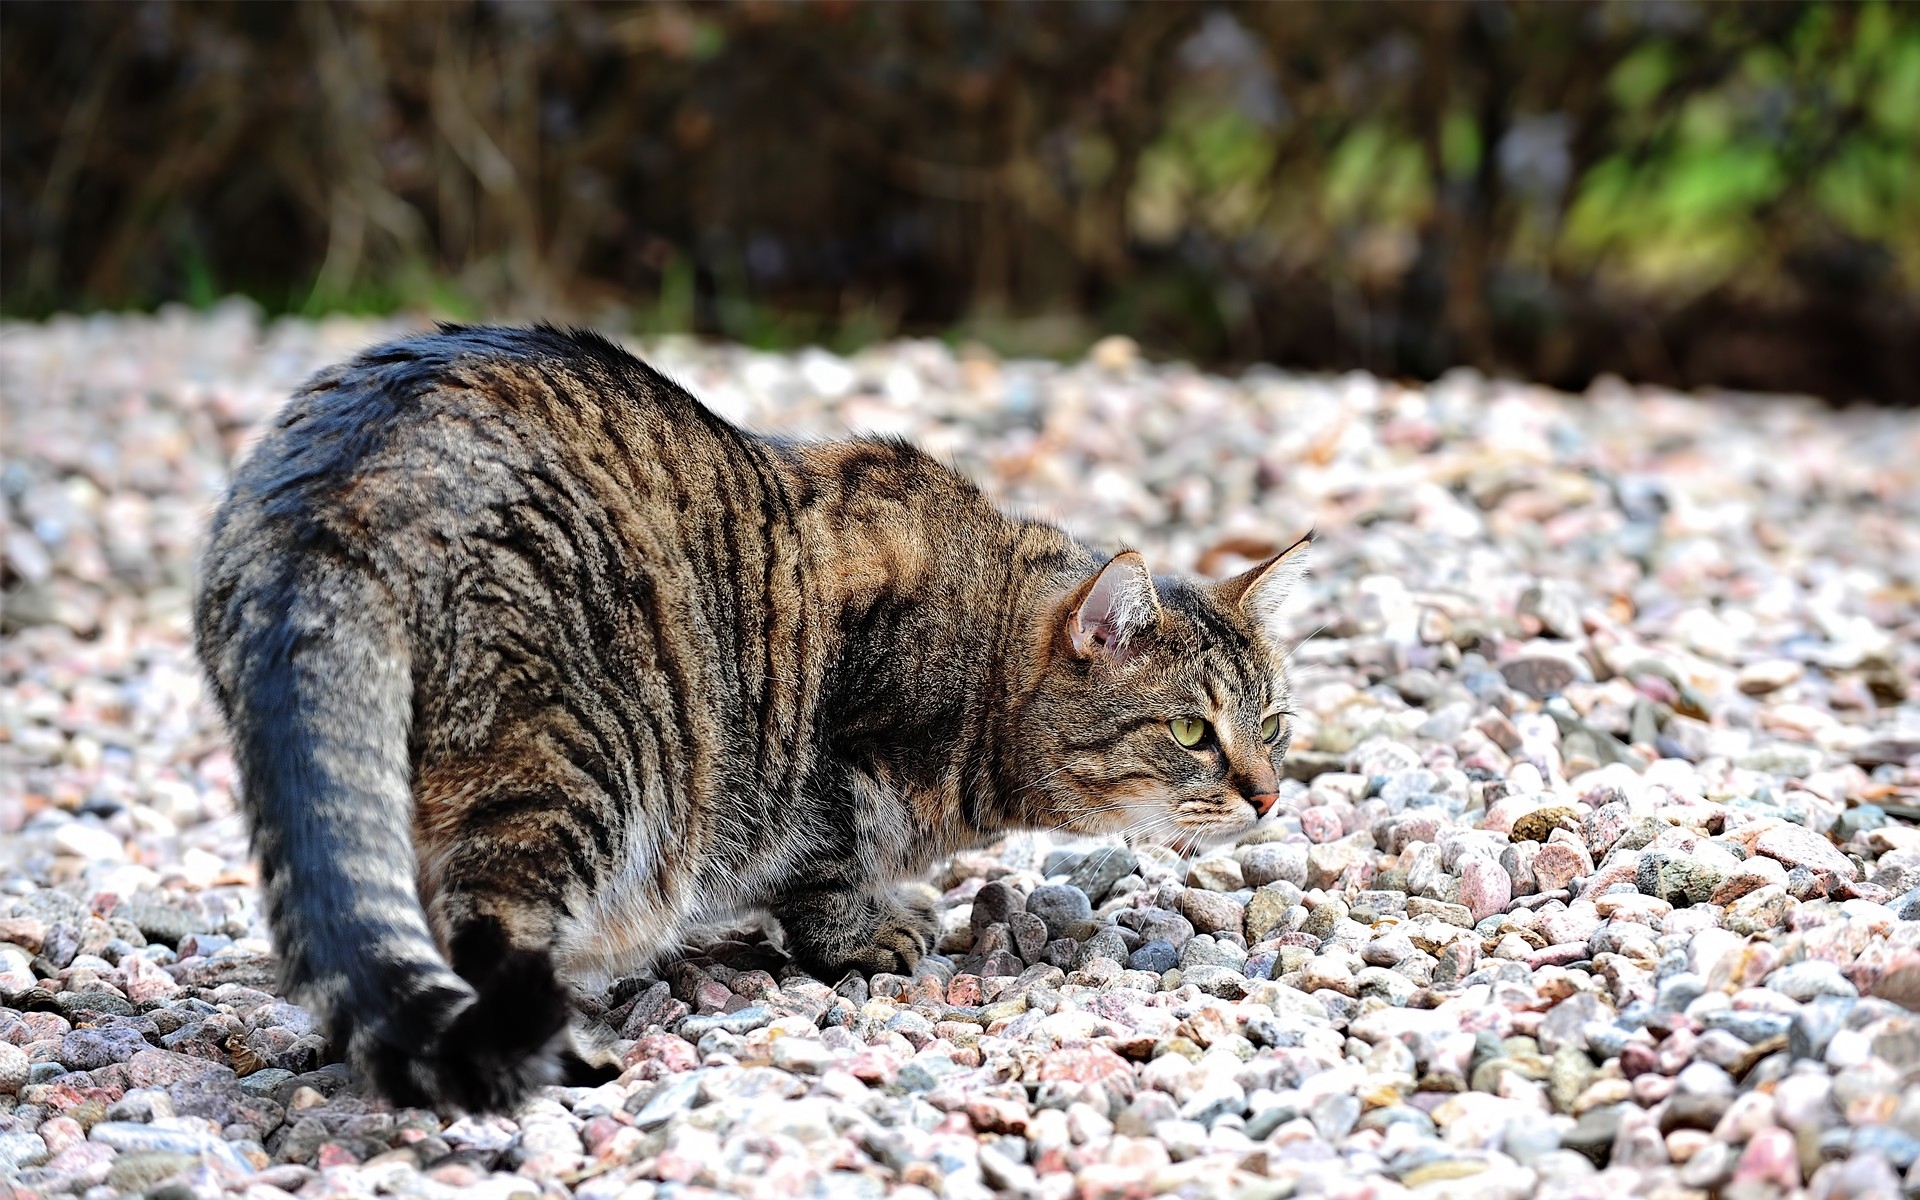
(1250, 792, 1278, 817)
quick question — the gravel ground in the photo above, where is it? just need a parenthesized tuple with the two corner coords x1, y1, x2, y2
(3, 301, 1920, 1200)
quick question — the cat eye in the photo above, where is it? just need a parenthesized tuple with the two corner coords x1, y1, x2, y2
(1170, 717, 1210, 748)
(1261, 713, 1285, 743)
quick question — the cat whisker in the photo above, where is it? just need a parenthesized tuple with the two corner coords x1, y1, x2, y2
(1281, 620, 1331, 669)
(1030, 800, 1149, 842)
(1014, 764, 1076, 794)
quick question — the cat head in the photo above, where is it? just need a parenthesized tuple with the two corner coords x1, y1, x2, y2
(1013, 533, 1311, 854)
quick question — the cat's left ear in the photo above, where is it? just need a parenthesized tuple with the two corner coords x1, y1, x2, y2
(1216, 531, 1312, 643)
(1066, 551, 1161, 664)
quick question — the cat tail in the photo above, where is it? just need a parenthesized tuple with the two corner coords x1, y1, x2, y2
(201, 563, 571, 1112)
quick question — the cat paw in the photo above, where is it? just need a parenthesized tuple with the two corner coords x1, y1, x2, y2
(865, 885, 938, 972)
(778, 883, 938, 979)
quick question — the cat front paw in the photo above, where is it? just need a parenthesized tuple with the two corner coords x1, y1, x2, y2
(777, 883, 938, 979)
(863, 883, 938, 973)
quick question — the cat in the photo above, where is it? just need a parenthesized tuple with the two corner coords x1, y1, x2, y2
(193, 324, 1309, 1112)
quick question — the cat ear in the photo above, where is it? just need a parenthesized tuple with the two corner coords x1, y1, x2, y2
(1067, 551, 1161, 662)
(1217, 531, 1312, 642)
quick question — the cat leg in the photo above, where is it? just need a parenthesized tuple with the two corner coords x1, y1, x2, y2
(347, 902, 572, 1111)
(389, 862, 614, 1109)
(772, 877, 938, 979)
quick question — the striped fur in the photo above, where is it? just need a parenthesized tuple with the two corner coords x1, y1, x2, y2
(194, 325, 1305, 1111)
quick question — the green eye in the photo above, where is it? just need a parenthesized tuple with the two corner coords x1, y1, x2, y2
(1261, 713, 1283, 743)
(1170, 717, 1209, 748)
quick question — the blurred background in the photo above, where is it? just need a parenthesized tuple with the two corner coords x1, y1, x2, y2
(3, 0, 1917, 403)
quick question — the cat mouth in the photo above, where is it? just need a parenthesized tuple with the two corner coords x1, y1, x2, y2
(1066, 788, 1258, 854)
(1123, 812, 1256, 857)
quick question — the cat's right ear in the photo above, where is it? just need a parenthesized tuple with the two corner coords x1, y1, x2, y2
(1065, 551, 1160, 664)
(1216, 530, 1311, 644)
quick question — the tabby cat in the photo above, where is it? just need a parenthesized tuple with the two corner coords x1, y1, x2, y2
(194, 324, 1308, 1112)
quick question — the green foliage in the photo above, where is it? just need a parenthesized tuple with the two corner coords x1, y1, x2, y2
(1, 1, 1915, 400)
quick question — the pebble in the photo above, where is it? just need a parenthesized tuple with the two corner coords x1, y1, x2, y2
(3, 312, 1918, 1200)
(0, 1041, 30, 1094)
(1751, 824, 1862, 881)
(1458, 857, 1513, 922)
(1176, 888, 1243, 935)
(1025, 884, 1092, 940)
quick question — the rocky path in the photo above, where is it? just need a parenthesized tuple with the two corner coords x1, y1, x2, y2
(3, 304, 1919, 1200)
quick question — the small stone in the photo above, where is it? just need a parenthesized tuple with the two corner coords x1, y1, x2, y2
(1089, 334, 1138, 372)
(1511, 806, 1582, 844)
(1765, 959, 1858, 1002)
(629, 1072, 704, 1129)
(1868, 954, 1920, 1011)
(1128, 908, 1195, 948)
(970, 882, 1023, 931)
(1548, 1045, 1595, 1114)
(1241, 844, 1309, 889)
(1187, 857, 1245, 892)
(1500, 654, 1580, 700)
(105, 1151, 200, 1192)
(1037, 1045, 1134, 1097)
(59, 1025, 150, 1071)
(897, 1054, 967, 1092)
(1519, 583, 1583, 640)
(1355, 966, 1416, 1006)
(1788, 996, 1854, 1061)
(1662, 1061, 1735, 1131)
(1025, 885, 1093, 940)
(125, 1048, 234, 1089)
(1177, 888, 1243, 935)
(239, 1067, 296, 1099)
(53, 822, 126, 860)
(1300, 808, 1344, 843)
(0, 1042, 29, 1095)
(1751, 824, 1860, 881)
(1308, 1092, 1361, 1141)
(1737, 659, 1803, 694)
(1732, 1126, 1801, 1189)
(1532, 842, 1593, 892)
(111, 904, 209, 949)
(1128, 941, 1177, 975)
(55, 989, 137, 1019)
(1244, 882, 1302, 941)
(1458, 857, 1513, 922)
(1638, 845, 1737, 906)
(1709, 856, 1790, 905)
(1562, 1105, 1624, 1166)
(1074, 928, 1131, 969)
(1700, 1009, 1793, 1044)
(1066, 847, 1138, 904)
(1726, 883, 1794, 929)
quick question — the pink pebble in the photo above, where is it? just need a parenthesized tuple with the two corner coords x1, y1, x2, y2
(1458, 857, 1512, 922)
(1531, 843, 1590, 892)
(1733, 1126, 1801, 1189)
(1301, 807, 1344, 843)
(1483, 796, 1537, 835)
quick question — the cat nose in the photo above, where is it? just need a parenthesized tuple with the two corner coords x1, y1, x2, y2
(1249, 792, 1278, 818)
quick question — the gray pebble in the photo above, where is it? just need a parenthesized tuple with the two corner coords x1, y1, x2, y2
(1308, 1093, 1361, 1140)
(1177, 888, 1244, 936)
(1074, 928, 1131, 969)
(1766, 960, 1858, 1001)
(0, 1131, 50, 1172)
(970, 881, 1023, 932)
(1025, 884, 1093, 940)
(1123, 907, 1195, 949)
(1067, 847, 1139, 904)
(1241, 844, 1309, 889)
(1700, 1009, 1794, 1044)
(1008, 911, 1049, 964)
(1128, 940, 1178, 975)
